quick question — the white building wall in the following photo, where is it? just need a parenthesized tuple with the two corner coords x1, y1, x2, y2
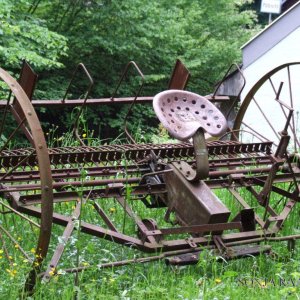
(241, 26, 300, 100)
(240, 27, 300, 148)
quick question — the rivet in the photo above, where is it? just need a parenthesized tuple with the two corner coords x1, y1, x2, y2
(38, 144, 43, 149)
(28, 111, 32, 116)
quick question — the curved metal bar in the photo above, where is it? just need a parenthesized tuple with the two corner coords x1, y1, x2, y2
(0, 68, 53, 292)
(62, 63, 94, 146)
(233, 61, 300, 152)
(111, 61, 145, 144)
(110, 61, 144, 100)
(192, 128, 209, 181)
(269, 78, 299, 147)
(234, 62, 300, 130)
(287, 65, 298, 151)
(212, 63, 246, 121)
(62, 63, 94, 103)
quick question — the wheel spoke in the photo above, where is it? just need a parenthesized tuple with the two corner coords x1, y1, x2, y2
(0, 224, 33, 262)
(0, 200, 40, 228)
(252, 96, 280, 141)
(0, 230, 13, 266)
(235, 62, 300, 154)
(0, 99, 11, 141)
(0, 117, 26, 154)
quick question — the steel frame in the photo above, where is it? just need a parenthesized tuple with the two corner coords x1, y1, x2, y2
(0, 61, 299, 293)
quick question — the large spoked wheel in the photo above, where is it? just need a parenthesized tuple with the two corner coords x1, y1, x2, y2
(0, 68, 53, 292)
(233, 62, 300, 155)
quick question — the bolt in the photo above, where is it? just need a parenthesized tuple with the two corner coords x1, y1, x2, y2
(38, 144, 43, 149)
(28, 111, 32, 116)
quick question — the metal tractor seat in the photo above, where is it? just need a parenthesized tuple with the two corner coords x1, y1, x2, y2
(153, 90, 227, 181)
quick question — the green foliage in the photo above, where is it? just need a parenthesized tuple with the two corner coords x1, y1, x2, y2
(22, 0, 258, 139)
(36, 0, 257, 95)
(0, 0, 68, 70)
(0, 0, 259, 140)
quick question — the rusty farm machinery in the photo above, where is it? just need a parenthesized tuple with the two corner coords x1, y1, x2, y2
(0, 60, 299, 292)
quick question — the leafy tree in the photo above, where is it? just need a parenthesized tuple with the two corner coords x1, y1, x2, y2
(0, 0, 68, 71)
(1, 0, 259, 140)
(34, 0, 257, 95)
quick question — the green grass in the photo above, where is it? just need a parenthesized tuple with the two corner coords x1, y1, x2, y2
(2, 247, 300, 299)
(1, 184, 300, 300)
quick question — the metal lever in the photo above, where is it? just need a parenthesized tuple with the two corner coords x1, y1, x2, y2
(172, 128, 208, 182)
(192, 128, 209, 181)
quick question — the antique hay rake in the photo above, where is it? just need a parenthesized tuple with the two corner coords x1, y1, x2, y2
(0, 60, 299, 292)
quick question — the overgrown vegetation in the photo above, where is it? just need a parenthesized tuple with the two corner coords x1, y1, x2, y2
(3, 1, 299, 300)
(1, 165, 300, 299)
(0, 0, 259, 140)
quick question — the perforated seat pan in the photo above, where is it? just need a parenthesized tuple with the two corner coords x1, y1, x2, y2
(153, 90, 227, 140)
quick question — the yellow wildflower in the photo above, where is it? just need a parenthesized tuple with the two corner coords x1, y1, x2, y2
(260, 281, 267, 288)
(0, 250, 3, 254)
(15, 244, 19, 249)
(6, 269, 16, 277)
(49, 267, 56, 276)
(109, 207, 116, 213)
(30, 248, 36, 254)
(82, 133, 87, 138)
(215, 278, 222, 284)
